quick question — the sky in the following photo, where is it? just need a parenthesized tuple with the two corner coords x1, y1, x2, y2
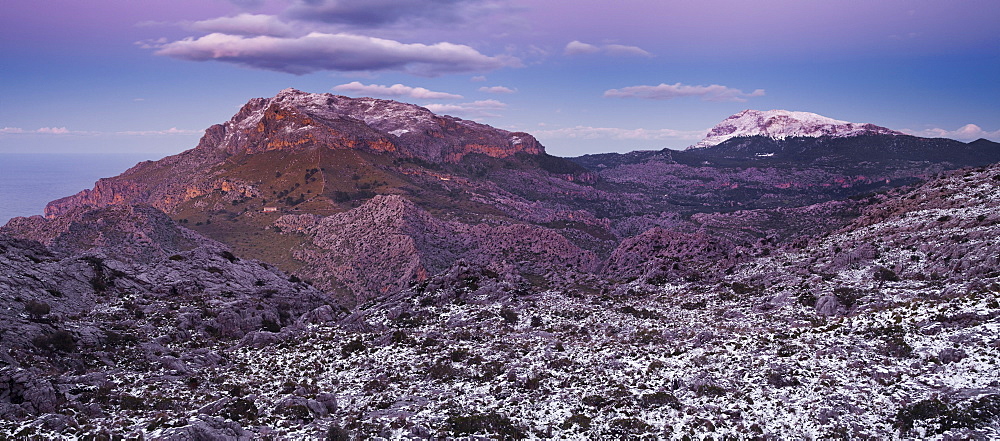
(1, 0, 999, 158)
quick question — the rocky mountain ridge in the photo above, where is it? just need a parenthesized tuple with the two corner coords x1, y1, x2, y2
(198, 88, 543, 162)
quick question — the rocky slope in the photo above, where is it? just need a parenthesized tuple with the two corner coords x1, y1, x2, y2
(274, 195, 599, 306)
(0, 205, 336, 438)
(4, 165, 997, 438)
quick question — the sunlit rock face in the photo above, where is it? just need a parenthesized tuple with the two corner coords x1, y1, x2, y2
(200, 88, 544, 162)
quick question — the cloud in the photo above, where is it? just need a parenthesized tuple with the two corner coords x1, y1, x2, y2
(534, 126, 706, 141)
(134, 37, 168, 49)
(470, 75, 487, 82)
(154, 32, 521, 76)
(902, 124, 1000, 141)
(565, 40, 651, 57)
(36, 127, 70, 134)
(285, 0, 502, 28)
(1, 127, 197, 136)
(333, 81, 462, 99)
(116, 128, 200, 136)
(187, 14, 294, 37)
(423, 99, 507, 118)
(1, 127, 77, 135)
(604, 83, 765, 102)
(478, 86, 516, 94)
(228, 0, 265, 8)
(564, 40, 600, 55)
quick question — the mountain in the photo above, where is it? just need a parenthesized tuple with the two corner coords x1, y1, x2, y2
(44, 88, 553, 219)
(3, 90, 999, 438)
(571, 114, 1000, 213)
(689, 109, 903, 149)
(34, 89, 608, 304)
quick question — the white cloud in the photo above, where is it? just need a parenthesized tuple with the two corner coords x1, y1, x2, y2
(565, 40, 652, 57)
(604, 83, 765, 102)
(134, 37, 169, 50)
(478, 86, 516, 94)
(187, 14, 294, 37)
(154, 32, 521, 76)
(423, 99, 507, 118)
(564, 40, 600, 55)
(470, 75, 487, 82)
(603, 44, 653, 57)
(333, 81, 462, 99)
(116, 128, 200, 136)
(902, 124, 1000, 141)
(534, 125, 706, 141)
(285, 0, 508, 29)
(36, 127, 71, 134)
(1, 127, 197, 136)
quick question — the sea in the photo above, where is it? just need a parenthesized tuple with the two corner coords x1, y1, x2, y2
(0, 153, 156, 225)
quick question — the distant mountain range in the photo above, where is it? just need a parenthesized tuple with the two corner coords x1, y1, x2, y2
(2, 89, 999, 439)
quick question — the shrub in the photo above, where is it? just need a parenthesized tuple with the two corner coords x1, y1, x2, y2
(32, 330, 76, 352)
(874, 266, 900, 282)
(325, 424, 351, 441)
(730, 282, 759, 295)
(341, 338, 365, 357)
(221, 398, 259, 422)
(560, 413, 592, 430)
(25, 300, 50, 319)
(499, 308, 518, 325)
(427, 361, 458, 380)
(606, 418, 653, 437)
(641, 391, 682, 409)
(446, 412, 526, 439)
(833, 287, 863, 308)
(581, 395, 608, 408)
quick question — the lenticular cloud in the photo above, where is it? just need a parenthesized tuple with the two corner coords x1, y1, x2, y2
(155, 32, 520, 76)
(604, 83, 765, 102)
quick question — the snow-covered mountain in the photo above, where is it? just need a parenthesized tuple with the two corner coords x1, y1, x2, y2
(689, 109, 903, 149)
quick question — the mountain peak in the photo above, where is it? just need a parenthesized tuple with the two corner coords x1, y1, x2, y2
(197, 88, 543, 163)
(689, 109, 903, 149)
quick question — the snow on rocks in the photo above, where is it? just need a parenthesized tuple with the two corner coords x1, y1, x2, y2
(690, 109, 903, 149)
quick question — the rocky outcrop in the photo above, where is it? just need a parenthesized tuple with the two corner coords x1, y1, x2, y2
(726, 162, 1000, 315)
(280, 195, 598, 305)
(43, 146, 230, 217)
(3, 204, 208, 263)
(604, 227, 737, 283)
(0, 204, 334, 435)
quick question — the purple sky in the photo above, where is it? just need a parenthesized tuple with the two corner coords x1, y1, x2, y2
(1, 0, 998, 157)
